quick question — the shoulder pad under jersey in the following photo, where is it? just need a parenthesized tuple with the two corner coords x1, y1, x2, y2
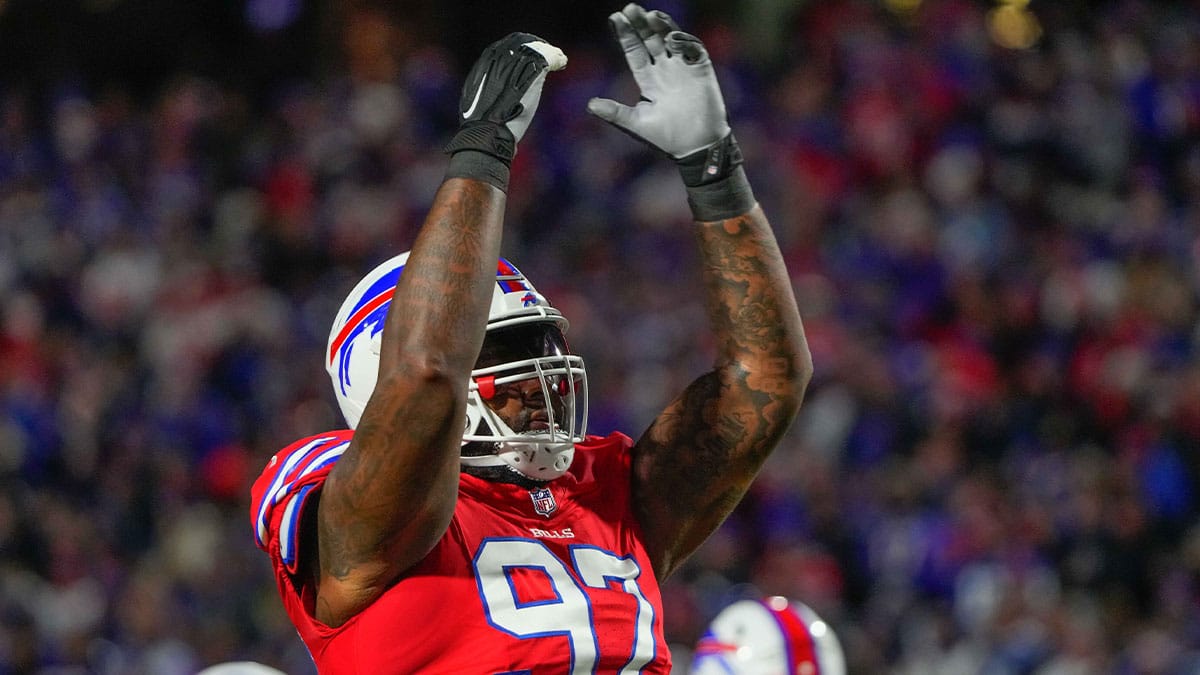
(250, 431, 353, 572)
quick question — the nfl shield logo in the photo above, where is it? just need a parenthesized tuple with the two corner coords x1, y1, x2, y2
(529, 487, 557, 518)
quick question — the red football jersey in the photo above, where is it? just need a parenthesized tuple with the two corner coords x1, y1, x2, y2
(251, 430, 672, 674)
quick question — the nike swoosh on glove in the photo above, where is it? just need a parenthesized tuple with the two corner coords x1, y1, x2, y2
(446, 32, 567, 163)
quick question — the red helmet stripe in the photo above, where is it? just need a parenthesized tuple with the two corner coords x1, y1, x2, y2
(765, 600, 820, 675)
(693, 636, 739, 656)
(497, 258, 519, 275)
(328, 288, 394, 366)
(498, 279, 531, 293)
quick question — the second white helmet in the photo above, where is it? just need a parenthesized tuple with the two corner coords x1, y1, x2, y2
(691, 597, 846, 675)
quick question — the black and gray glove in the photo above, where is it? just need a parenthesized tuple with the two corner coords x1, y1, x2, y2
(446, 32, 567, 190)
(587, 4, 754, 221)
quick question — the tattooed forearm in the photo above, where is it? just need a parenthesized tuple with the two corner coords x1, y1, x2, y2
(633, 205, 811, 577)
(688, 208, 810, 447)
(314, 178, 506, 625)
(697, 214, 805, 384)
(381, 179, 506, 373)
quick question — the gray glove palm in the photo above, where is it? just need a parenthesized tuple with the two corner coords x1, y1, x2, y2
(586, 4, 729, 159)
(589, 4, 755, 220)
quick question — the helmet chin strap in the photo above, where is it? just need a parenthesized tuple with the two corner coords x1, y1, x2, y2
(460, 436, 576, 481)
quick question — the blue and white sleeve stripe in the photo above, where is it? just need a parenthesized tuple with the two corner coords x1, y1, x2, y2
(255, 435, 337, 547)
(279, 483, 316, 568)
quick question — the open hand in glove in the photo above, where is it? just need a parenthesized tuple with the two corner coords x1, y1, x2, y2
(587, 4, 728, 161)
(588, 4, 753, 219)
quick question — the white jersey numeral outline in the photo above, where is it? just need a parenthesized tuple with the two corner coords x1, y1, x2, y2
(473, 538, 657, 674)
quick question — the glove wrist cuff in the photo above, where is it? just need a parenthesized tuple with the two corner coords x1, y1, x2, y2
(445, 121, 516, 173)
(445, 150, 510, 192)
(678, 134, 755, 221)
(676, 132, 743, 188)
(685, 166, 756, 222)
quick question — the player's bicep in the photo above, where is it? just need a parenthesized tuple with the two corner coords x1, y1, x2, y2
(313, 373, 466, 625)
(270, 489, 358, 626)
(630, 370, 765, 577)
(318, 374, 463, 556)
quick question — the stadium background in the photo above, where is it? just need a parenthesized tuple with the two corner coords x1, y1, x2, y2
(1, 0, 1199, 672)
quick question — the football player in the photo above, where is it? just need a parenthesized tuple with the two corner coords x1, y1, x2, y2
(251, 5, 810, 673)
(691, 597, 846, 675)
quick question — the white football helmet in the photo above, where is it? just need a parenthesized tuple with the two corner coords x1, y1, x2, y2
(196, 663, 286, 675)
(691, 597, 846, 675)
(326, 252, 587, 481)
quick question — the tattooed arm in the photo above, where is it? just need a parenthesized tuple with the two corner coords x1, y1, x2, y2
(310, 35, 566, 627)
(313, 178, 504, 627)
(631, 205, 809, 578)
(588, 5, 810, 578)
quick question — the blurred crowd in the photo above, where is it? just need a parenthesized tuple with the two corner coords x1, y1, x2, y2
(1, 0, 1199, 673)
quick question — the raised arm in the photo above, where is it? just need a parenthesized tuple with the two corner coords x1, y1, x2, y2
(634, 204, 809, 577)
(589, 5, 810, 577)
(313, 34, 566, 626)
